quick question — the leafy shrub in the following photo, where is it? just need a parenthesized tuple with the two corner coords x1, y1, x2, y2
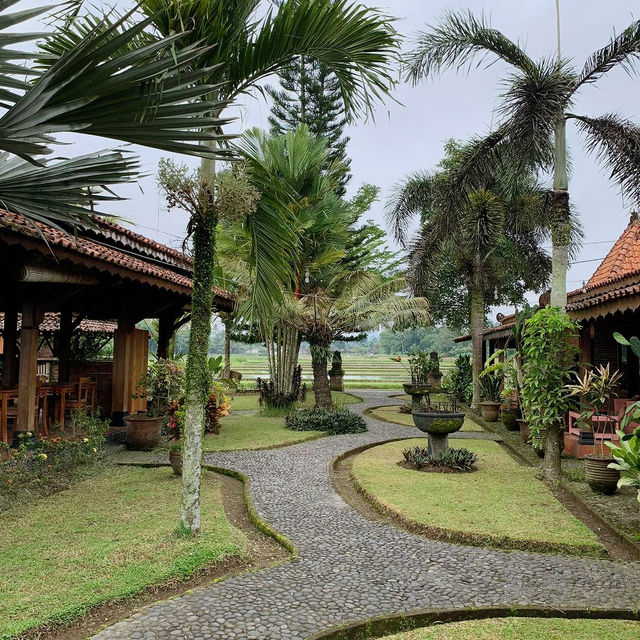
(448, 354, 472, 403)
(402, 445, 477, 472)
(285, 407, 366, 434)
(257, 365, 307, 410)
(0, 410, 110, 509)
(478, 371, 502, 403)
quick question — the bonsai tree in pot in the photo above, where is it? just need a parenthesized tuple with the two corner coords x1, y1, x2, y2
(126, 359, 185, 450)
(396, 350, 432, 407)
(411, 390, 465, 456)
(567, 364, 622, 494)
(478, 367, 503, 422)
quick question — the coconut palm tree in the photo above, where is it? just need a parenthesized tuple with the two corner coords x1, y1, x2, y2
(0, 1, 230, 229)
(406, 10, 640, 310)
(387, 141, 556, 407)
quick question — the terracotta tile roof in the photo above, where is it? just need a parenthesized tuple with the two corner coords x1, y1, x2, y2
(0, 209, 232, 304)
(0, 312, 116, 334)
(583, 212, 640, 290)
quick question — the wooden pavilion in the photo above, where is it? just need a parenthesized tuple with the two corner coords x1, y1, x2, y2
(0, 209, 233, 442)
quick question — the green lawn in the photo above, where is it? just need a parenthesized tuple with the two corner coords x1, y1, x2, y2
(228, 390, 359, 412)
(384, 618, 640, 640)
(0, 466, 246, 639)
(204, 413, 324, 451)
(369, 405, 483, 432)
(351, 439, 603, 555)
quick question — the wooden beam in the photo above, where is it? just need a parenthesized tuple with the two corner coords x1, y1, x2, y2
(157, 311, 178, 360)
(111, 318, 134, 425)
(17, 298, 41, 430)
(2, 305, 18, 388)
(58, 309, 73, 383)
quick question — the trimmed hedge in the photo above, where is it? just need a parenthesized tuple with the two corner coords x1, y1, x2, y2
(285, 408, 367, 435)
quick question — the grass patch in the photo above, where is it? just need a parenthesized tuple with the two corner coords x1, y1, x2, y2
(368, 406, 483, 432)
(383, 618, 640, 640)
(204, 413, 324, 451)
(0, 466, 246, 639)
(351, 439, 603, 555)
(229, 391, 359, 412)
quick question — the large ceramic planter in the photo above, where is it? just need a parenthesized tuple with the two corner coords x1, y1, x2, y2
(124, 414, 163, 450)
(169, 448, 182, 476)
(479, 401, 500, 422)
(411, 409, 465, 456)
(403, 382, 431, 407)
(584, 455, 620, 495)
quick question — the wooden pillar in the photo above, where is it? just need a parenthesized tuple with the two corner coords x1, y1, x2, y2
(17, 299, 41, 431)
(2, 305, 18, 388)
(156, 312, 175, 361)
(57, 309, 73, 383)
(111, 319, 134, 426)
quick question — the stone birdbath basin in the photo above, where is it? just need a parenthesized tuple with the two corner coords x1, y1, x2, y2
(411, 408, 465, 456)
(402, 382, 432, 409)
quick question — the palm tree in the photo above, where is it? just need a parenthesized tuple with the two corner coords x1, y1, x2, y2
(387, 142, 554, 407)
(0, 1, 230, 229)
(299, 272, 430, 407)
(69, 0, 400, 533)
(406, 10, 640, 310)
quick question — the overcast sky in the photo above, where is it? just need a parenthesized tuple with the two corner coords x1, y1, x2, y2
(32, 1, 640, 317)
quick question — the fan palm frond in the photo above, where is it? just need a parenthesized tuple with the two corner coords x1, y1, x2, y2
(0, 149, 139, 228)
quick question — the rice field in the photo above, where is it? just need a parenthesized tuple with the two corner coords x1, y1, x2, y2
(226, 354, 454, 388)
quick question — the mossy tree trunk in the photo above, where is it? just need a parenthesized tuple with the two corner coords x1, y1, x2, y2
(310, 341, 332, 408)
(543, 422, 564, 483)
(180, 210, 217, 534)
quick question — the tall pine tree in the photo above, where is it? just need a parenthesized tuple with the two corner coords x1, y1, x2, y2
(268, 56, 351, 195)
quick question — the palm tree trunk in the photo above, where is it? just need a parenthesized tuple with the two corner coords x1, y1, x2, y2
(180, 129, 217, 535)
(550, 117, 570, 310)
(469, 282, 485, 409)
(223, 317, 231, 376)
(310, 342, 332, 408)
(180, 209, 216, 534)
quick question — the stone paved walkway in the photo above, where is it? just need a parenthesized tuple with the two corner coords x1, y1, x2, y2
(95, 391, 640, 640)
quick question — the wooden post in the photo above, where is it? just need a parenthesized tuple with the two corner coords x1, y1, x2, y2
(17, 299, 41, 431)
(111, 319, 134, 426)
(157, 312, 175, 361)
(2, 305, 18, 388)
(58, 308, 73, 382)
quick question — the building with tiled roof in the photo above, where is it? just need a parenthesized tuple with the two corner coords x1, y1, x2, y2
(0, 209, 234, 439)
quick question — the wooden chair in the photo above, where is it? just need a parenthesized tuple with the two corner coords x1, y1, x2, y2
(54, 377, 92, 431)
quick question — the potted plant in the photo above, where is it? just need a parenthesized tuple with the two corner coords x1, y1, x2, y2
(478, 369, 502, 422)
(607, 414, 640, 501)
(411, 390, 465, 456)
(394, 350, 432, 407)
(484, 350, 521, 430)
(448, 354, 472, 404)
(125, 359, 185, 450)
(566, 364, 622, 494)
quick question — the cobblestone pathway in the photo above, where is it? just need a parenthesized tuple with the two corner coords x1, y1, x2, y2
(95, 391, 640, 640)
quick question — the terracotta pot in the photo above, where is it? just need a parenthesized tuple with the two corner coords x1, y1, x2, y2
(501, 407, 521, 431)
(584, 455, 620, 495)
(479, 401, 500, 422)
(169, 448, 182, 476)
(124, 414, 163, 450)
(518, 418, 530, 443)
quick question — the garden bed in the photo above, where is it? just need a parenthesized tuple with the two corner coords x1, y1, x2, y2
(350, 439, 604, 555)
(380, 618, 640, 640)
(0, 466, 247, 639)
